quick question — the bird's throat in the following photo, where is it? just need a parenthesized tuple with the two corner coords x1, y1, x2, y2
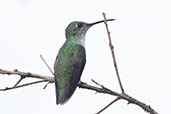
(73, 34, 86, 47)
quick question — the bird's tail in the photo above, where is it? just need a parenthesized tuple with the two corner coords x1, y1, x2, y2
(57, 88, 68, 104)
(56, 84, 77, 105)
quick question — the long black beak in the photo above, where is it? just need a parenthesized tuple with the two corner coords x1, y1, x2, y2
(87, 19, 115, 27)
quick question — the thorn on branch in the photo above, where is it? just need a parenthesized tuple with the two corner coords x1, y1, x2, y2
(13, 69, 18, 72)
(109, 43, 114, 50)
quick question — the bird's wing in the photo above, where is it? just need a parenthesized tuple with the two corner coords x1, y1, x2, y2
(67, 52, 86, 98)
(54, 42, 86, 104)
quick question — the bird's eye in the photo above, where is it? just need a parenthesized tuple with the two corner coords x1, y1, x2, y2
(77, 23, 83, 28)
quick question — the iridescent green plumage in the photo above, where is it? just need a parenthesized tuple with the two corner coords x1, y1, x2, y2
(54, 21, 88, 104)
(54, 40, 86, 104)
(54, 19, 115, 105)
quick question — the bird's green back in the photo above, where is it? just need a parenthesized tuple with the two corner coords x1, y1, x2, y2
(54, 39, 86, 89)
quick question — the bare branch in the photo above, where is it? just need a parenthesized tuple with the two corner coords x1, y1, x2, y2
(0, 69, 54, 81)
(102, 12, 125, 93)
(0, 68, 158, 114)
(78, 81, 158, 114)
(0, 80, 48, 91)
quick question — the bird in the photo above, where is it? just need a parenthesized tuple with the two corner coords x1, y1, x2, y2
(54, 19, 115, 105)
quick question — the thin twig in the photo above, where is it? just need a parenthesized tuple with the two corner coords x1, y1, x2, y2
(40, 55, 54, 76)
(95, 97, 120, 114)
(13, 77, 24, 87)
(102, 12, 125, 93)
(91, 79, 115, 93)
(0, 80, 48, 91)
(91, 79, 101, 86)
(40, 55, 55, 88)
(43, 82, 50, 89)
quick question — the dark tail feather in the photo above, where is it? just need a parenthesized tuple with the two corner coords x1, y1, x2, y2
(56, 85, 77, 105)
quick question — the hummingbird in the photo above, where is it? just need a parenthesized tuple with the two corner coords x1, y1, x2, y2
(54, 19, 115, 105)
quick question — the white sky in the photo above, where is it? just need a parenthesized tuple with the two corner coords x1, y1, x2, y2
(0, 0, 171, 114)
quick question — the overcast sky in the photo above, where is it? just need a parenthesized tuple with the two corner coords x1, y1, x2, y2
(0, 0, 171, 114)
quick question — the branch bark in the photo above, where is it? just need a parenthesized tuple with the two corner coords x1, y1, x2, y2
(102, 12, 125, 93)
(0, 68, 158, 114)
